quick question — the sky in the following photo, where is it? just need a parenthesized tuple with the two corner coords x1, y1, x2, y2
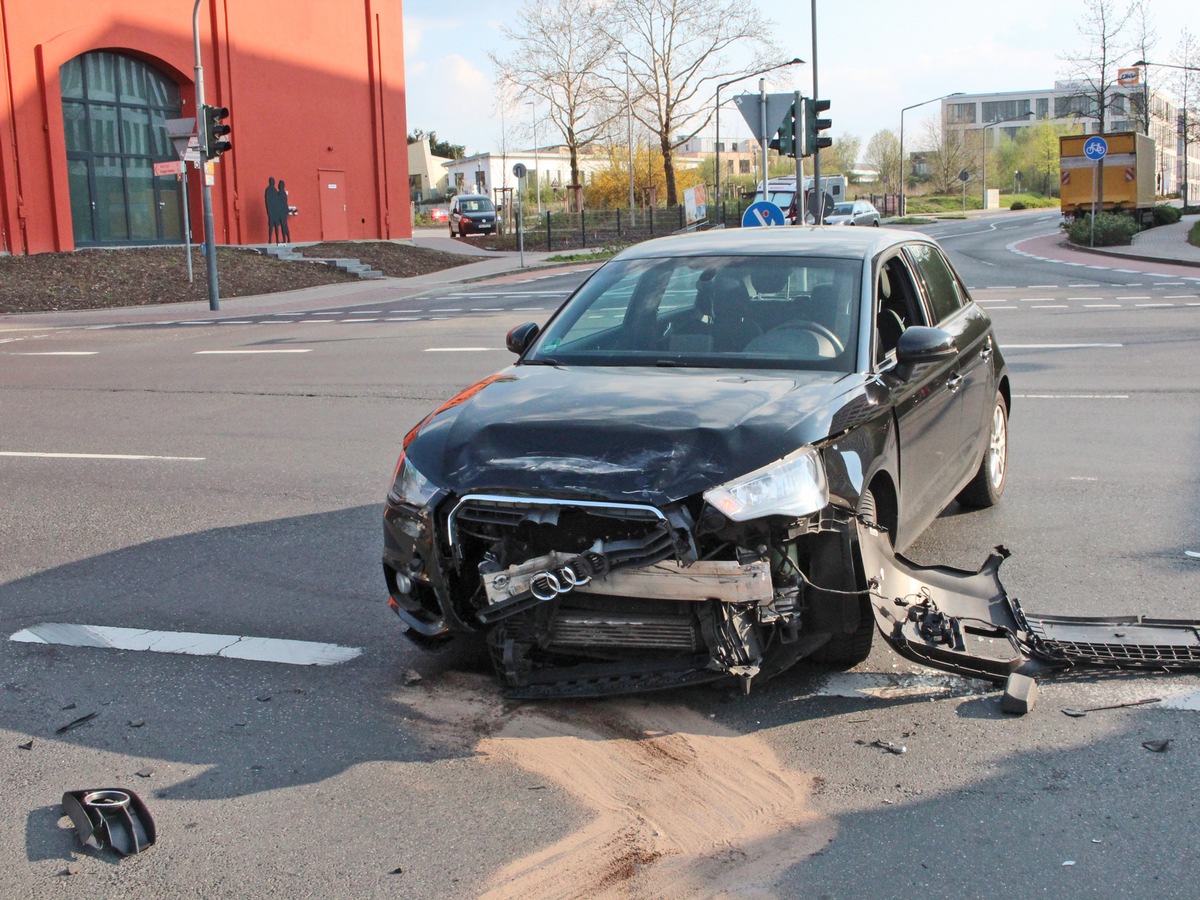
(401, 0, 1198, 158)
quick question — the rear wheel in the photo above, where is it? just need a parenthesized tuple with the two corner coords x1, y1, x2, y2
(957, 392, 1008, 509)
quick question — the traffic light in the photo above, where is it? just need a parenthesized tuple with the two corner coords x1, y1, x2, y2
(803, 98, 832, 156)
(769, 100, 800, 158)
(202, 104, 231, 160)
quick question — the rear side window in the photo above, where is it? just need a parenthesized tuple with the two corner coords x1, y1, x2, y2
(908, 243, 964, 323)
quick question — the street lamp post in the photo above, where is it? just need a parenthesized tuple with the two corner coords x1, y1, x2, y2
(978, 112, 1034, 208)
(714, 58, 804, 221)
(899, 92, 962, 218)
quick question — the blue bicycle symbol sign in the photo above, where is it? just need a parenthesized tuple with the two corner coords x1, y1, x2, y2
(1083, 137, 1108, 161)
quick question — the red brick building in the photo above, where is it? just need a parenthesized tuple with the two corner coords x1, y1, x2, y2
(0, 0, 411, 254)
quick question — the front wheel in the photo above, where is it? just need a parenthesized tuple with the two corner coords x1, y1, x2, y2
(957, 392, 1008, 508)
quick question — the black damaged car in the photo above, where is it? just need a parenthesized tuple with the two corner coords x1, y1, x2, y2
(383, 228, 1010, 696)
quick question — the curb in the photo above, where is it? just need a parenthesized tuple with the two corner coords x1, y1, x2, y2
(1057, 238, 1200, 269)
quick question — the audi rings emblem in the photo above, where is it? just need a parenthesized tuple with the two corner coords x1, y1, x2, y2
(529, 564, 591, 601)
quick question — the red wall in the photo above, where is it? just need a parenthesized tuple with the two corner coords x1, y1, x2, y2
(0, 0, 411, 254)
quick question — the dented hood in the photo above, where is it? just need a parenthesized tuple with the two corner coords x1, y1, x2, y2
(406, 364, 862, 503)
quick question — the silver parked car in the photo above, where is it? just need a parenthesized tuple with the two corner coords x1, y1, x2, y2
(824, 200, 880, 227)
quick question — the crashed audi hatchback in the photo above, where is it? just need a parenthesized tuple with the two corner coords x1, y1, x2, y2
(383, 228, 1010, 697)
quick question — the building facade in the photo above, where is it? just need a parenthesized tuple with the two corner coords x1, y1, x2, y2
(0, 0, 411, 255)
(942, 82, 1199, 196)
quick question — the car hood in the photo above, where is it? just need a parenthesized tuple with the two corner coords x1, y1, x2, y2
(406, 365, 866, 504)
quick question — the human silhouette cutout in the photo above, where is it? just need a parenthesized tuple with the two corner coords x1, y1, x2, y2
(265, 177, 281, 243)
(277, 180, 291, 243)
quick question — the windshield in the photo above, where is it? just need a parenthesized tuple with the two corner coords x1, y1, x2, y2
(460, 198, 494, 212)
(525, 254, 862, 372)
(831, 202, 854, 215)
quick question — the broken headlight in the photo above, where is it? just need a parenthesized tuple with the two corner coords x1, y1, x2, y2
(388, 453, 440, 508)
(703, 446, 828, 522)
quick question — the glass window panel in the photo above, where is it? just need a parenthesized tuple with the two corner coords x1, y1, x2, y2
(61, 59, 85, 99)
(68, 159, 94, 244)
(84, 52, 117, 102)
(94, 156, 129, 242)
(146, 71, 179, 108)
(909, 244, 963, 323)
(89, 104, 120, 153)
(125, 159, 156, 240)
(122, 107, 152, 156)
(147, 109, 172, 156)
(63, 101, 89, 152)
(117, 56, 148, 104)
(156, 174, 184, 241)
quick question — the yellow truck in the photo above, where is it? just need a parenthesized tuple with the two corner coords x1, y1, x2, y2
(1059, 131, 1156, 225)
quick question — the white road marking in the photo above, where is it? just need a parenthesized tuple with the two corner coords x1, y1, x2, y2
(1018, 298, 1054, 302)
(430, 308, 462, 312)
(1067, 297, 1103, 300)
(424, 347, 491, 352)
(217, 320, 254, 325)
(1005, 343, 1122, 349)
(1069, 283, 1100, 287)
(1136, 303, 1173, 308)
(0, 451, 205, 460)
(10, 623, 360, 666)
(1083, 304, 1121, 308)
(1028, 284, 1059, 288)
(1030, 305, 1068, 309)
(339, 318, 379, 322)
(1015, 393, 1128, 399)
(385, 317, 420, 321)
(194, 349, 312, 354)
(512, 307, 546, 311)
(1116, 296, 1151, 300)
(1164, 295, 1198, 299)
(9, 351, 98, 356)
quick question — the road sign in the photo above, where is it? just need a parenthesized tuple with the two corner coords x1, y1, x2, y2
(153, 160, 184, 176)
(958, 168, 970, 182)
(742, 201, 786, 227)
(1117, 67, 1140, 86)
(732, 92, 796, 142)
(513, 162, 527, 178)
(1083, 136, 1108, 161)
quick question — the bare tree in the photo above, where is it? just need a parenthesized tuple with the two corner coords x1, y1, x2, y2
(1169, 28, 1200, 204)
(1058, 0, 1134, 133)
(923, 119, 973, 195)
(1128, 0, 1156, 135)
(491, 0, 622, 192)
(863, 130, 901, 190)
(606, 0, 779, 207)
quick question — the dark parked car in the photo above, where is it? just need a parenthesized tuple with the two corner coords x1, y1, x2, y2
(449, 194, 497, 237)
(383, 228, 1010, 696)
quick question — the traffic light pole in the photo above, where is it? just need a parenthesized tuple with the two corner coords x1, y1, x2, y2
(193, 0, 219, 311)
(809, 0, 823, 225)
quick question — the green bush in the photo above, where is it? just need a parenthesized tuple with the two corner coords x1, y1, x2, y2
(1190, 221, 1200, 248)
(1065, 212, 1139, 246)
(1152, 204, 1182, 225)
(1010, 201, 1027, 211)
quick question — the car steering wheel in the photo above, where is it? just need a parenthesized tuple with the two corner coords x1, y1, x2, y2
(774, 319, 845, 354)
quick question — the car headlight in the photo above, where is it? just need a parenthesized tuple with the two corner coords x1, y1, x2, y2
(388, 453, 440, 508)
(703, 446, 828, 521)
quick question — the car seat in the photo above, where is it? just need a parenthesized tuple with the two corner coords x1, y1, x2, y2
(876, 268, 905, 360)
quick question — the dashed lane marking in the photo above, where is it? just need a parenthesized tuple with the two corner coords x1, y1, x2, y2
(194, 349, 312, 354)
(1, 451, 205, 461)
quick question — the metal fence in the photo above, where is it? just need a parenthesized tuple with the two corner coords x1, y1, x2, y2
(493, 207, 695, 252)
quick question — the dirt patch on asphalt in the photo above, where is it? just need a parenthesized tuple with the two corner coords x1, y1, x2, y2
(400, 674, 833, 898)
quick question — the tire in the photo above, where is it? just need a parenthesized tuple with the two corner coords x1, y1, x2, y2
(957, 392, 1008, 509)
(872, 220, 880, 227)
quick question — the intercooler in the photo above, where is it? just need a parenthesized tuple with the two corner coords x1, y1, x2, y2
(549, 613, 700, 651)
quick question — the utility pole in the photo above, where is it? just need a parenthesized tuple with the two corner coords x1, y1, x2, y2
(809, 0, 822, 224)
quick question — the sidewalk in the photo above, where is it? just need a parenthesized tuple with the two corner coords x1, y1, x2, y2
(0, 237, 563, 331)
(1079, 213, 1200, 267)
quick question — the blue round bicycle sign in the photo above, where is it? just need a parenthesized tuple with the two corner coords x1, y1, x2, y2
(742, 201, 786, 227)
(1083, 136, 1108, 161)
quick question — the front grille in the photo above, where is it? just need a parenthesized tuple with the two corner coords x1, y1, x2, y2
(550, 614, 699, 651)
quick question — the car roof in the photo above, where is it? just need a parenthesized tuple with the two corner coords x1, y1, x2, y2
(612, 226, 930, 262)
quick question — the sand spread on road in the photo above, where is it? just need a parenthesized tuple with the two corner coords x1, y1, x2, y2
(400, 674, 833, 898)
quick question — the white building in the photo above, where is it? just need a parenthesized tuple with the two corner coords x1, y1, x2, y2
(942, 82, 1199, 196)
(442, 146, 611, 201)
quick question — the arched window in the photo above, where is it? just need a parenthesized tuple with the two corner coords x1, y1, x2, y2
(61, 52, 184, 246)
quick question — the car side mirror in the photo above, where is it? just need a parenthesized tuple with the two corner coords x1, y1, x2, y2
(506, 321, 540, 355)
(893, 326, 956, 380)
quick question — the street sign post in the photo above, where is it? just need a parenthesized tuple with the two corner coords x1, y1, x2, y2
(1084, 137, 1108, 247)
(163, 117, 198, 283)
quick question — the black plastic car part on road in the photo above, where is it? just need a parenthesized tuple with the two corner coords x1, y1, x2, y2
(383, 227, 1010, 697)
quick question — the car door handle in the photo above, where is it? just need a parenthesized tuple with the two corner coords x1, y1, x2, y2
(980, 345, 993, 361)
(947, 373, 964, 393)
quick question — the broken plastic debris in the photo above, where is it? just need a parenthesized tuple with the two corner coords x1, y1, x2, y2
(403, 669, 423, 685)
(127, 719, 145, 728)
(61, 788, 156, 856)
(1063, 860, 1076, 867)
(135, 769, 153, 778)
(1141, 739, 1172, 753)
(1184, 551, 1200, 560)
(55, 712, 97, 734)
(872, 739, 907, 755)
(18, 740, 33, 750)
(1061, 698, 1161, 718)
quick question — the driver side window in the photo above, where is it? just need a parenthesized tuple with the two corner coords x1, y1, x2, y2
(874, 255, 926, 365)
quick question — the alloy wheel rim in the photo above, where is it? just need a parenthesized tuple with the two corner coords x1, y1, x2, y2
(988, 404, 1007, 489)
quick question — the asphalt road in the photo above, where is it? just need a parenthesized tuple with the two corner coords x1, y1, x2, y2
(2, 214, 1199, 897)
